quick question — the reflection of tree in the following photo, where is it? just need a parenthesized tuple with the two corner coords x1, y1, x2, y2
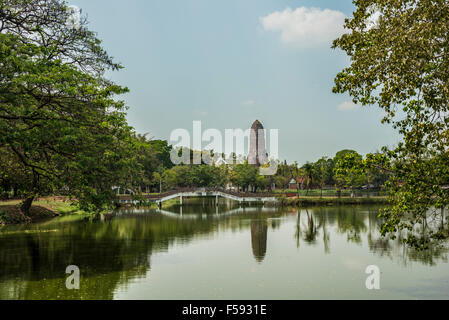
(368, 226, 449, 267)
(0, 212, 230, 299)
(314, 208, 330, 254)
(270, 219, 281, 230)
(251, 220, 268, 263)
(336, 207, 367, 244)
(294, 209, 322, 247)
(405, 244, 449, 266)
(303, 210, 319, 244)
(366, 207, 449, 267)
(1, 203, 447, 299)
(293, 206, 449, 267)
(295, 211, 301, 249)
(0, 205, 286, 299)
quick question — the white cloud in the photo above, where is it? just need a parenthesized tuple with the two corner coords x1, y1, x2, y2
(337, 101, 360, 111)
(260, 7, 346, 47)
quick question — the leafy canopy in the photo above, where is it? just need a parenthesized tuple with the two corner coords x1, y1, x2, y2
(0, 0, 139, 213)
(333, 0, 449, 248)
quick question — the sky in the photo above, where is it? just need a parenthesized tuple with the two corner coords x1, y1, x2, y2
(70, 0, 400, 165)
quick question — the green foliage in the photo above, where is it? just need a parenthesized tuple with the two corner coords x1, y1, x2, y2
(132, 134, 173, 193)
(161, 164, 228, 190)
(0, 0, 140, 214)
(333, 0, 449, 248)
(313, 157, 333, 196)
(334, 152, 366, 196)
(229, 162, 259, 191)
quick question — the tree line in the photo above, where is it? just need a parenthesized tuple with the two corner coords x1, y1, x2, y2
(112, 139, 390, 197)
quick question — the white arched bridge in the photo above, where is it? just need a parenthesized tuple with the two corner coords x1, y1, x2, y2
(116, 188, 279, 208)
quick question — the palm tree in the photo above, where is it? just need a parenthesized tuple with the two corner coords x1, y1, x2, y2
(302, 162, 314, 196)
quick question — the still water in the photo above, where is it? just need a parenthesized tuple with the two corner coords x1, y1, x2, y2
(0, 200, 448, 300)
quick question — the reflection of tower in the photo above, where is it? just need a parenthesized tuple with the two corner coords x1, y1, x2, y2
(248, 120, 268, 166)
(251, 220, 268, 263)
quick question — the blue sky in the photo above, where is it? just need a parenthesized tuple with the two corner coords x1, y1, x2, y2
(70, 0, 399, 164)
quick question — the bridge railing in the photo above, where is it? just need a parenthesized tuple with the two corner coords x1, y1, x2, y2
(205, 187, 277, 198)
(116, 187, 279, 201)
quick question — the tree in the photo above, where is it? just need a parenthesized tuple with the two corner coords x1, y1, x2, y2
(301, 162, 315, 195)
(133, 134, 173, 193)
(314, 157, 331, 198)
(292, 161, 301, 197)
(333, 150, 359, 197)
(161, 168, 179, 191)
(0, 0, 138, 214)
(148, 140, 173, 170)
(0, 148, 30, 198)
(332, 0, 449, 248)
(334, 153, 365, 198)
(274, 175, 289, 192)
(230, 162, 258, 192)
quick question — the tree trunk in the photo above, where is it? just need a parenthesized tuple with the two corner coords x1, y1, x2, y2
(21, 196, 35, 216)
(367, 179, 371, 198)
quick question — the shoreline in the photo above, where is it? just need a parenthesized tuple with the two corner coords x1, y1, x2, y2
(279, 196, 389, 207)
(0, 196, 389, 226)
(0, 198, 85, 226)
(0, 204, 59, 225)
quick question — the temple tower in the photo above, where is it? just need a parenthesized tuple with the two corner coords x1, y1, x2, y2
(248, 120, 268, 166)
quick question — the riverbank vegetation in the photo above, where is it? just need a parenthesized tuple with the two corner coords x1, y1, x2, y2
(278, 196, 389, 207)
(332, 0, 449, 249)
(115, 147, 389, 197)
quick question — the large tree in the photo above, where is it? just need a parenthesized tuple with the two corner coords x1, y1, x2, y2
(333, 0, 449, 248)
(0, 0, 139, 214)
(313, 157, 333, 198)
(334, 152, 365, 198)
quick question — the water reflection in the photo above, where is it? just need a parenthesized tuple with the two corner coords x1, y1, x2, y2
(0, 202, 447, 300)
(251, 220, 268, 263)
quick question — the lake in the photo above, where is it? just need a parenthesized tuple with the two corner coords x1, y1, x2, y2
(0, 200, 448, 300)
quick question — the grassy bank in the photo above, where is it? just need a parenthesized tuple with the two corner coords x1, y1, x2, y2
(274, 189, 387, 197)
(125, 197, 181, 210)
(280, 196, 389, 207)
(0, 198, 86, 226)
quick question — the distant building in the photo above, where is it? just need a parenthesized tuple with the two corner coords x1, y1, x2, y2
(289, 177, 304, 190)
(248, 120, 268, 167)
(289, 179, 297, 190)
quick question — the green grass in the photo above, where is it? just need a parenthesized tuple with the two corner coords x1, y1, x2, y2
(36, 199, 84, 215)
(274, 189, 386, 197)
(0, 198, 86, 220)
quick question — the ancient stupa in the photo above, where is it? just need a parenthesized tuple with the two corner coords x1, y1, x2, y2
(248, 120, 268, 166)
